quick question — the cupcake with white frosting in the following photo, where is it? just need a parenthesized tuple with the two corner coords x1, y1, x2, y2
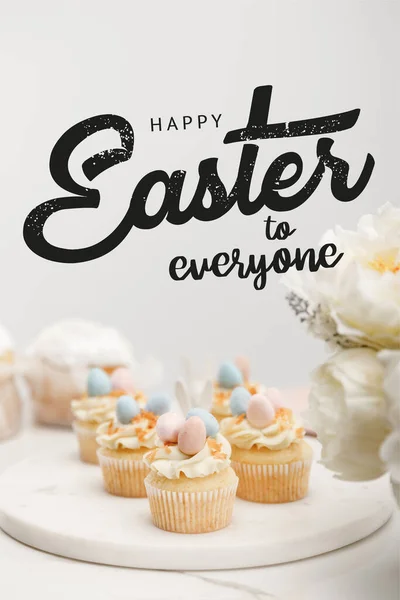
(220, 388, 312, 503)
(71, 367, 136, 464)
(24, 319, 135, 426)
(144, 408, 238, 533)
(97, 393, 171, 497)
(211, 357, 264, 422)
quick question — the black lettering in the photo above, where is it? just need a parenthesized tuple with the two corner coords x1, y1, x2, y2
(224, 85, 361, 144)
(23, 114, 134, 263)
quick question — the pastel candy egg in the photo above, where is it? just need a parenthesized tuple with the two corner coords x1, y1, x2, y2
(111, 368, 136, 394)
(186, 408, 219, 437)
(178, 416, 206, 456)
(235, 355, 251, 381)
(87, 368, 112, 397)
(246, 394, 275, 429)
(145, 393, 172, 416)
(266, 387, 283, 410)
(156, 412, 185, 443)
(217, 361, 243, 389)
(230, 386, 251, 416)
(116, 395, 140, 424)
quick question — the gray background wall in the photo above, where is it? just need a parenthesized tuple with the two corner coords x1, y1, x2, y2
(0, 0, 398, 387)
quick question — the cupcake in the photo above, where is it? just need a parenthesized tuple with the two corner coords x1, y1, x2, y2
(144, 408, 238, 533)
(97, 393, 171, 497)
(71, 367, 137, 464)
(220, 388, 312, 503)
(0, 323, 23, 441)
(211, 357, 263, 422)
(24, 319, 135, 426)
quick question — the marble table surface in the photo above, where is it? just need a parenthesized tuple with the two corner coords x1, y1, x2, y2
(0, 426, 399, 600)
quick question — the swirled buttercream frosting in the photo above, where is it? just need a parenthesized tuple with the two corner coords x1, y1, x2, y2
(71, 396, 117, 423)
(144, 433, 232, 479)
(96, 411, 158, 450)
(220, 408, 304, 451)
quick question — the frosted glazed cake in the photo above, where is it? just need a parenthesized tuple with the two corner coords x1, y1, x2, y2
(24, 319, 134, 426)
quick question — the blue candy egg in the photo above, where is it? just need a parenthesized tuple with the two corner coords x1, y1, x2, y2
(145, 393, 171, 416)
(87, 367, 112, 397)
(217, 361, 243, 389)
(230, 386, 251, 416)
(116, 395, 140, 424)
(186, 408, 219, 437)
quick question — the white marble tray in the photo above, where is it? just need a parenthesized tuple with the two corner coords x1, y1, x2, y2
(0, 439, 393, 570)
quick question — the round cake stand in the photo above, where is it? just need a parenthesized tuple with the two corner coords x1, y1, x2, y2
(0, 439, 393, 571)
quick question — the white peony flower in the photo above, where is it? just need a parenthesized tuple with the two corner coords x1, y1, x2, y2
(308, 348, 391, 481)
(285, 203, 400, 350)
(378, 350, 400, 485)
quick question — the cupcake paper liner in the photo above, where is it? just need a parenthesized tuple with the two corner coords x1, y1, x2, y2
(144, 479, 238, 533)
(97, 451, 150, 497)
(231, 459, 312, 503)
(72, 422, 99, 465)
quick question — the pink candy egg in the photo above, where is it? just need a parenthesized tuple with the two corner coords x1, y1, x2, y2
(266, 387, 283, 410)
(178, 416, 206, 456)
(111, 368, 136, 394)
(235, 355, 251, 381)
(247, 394, 275, 429)
(156, 412, 185, 444)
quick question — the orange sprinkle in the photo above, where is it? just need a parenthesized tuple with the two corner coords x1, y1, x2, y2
(246, 383, 258, 395)
(163, 445, 172, 454)
(275, 407, 292, 421)
(109, 388, 125, 398)
(146, 449, 157, 463)
(131, 410, 157, 430)
(207, 438, 222, 453)
(279, 422, 291, 432)
(214, 390, 229, 406)
(213, 452, 227, 460)
(235, 414, 245, 424)
(207, 438, 226, 460)
(107, 421, 116, 435)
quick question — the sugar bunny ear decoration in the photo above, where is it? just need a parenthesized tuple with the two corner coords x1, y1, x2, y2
(175, 378, 213, 413)
(175, 357, 213, 413)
